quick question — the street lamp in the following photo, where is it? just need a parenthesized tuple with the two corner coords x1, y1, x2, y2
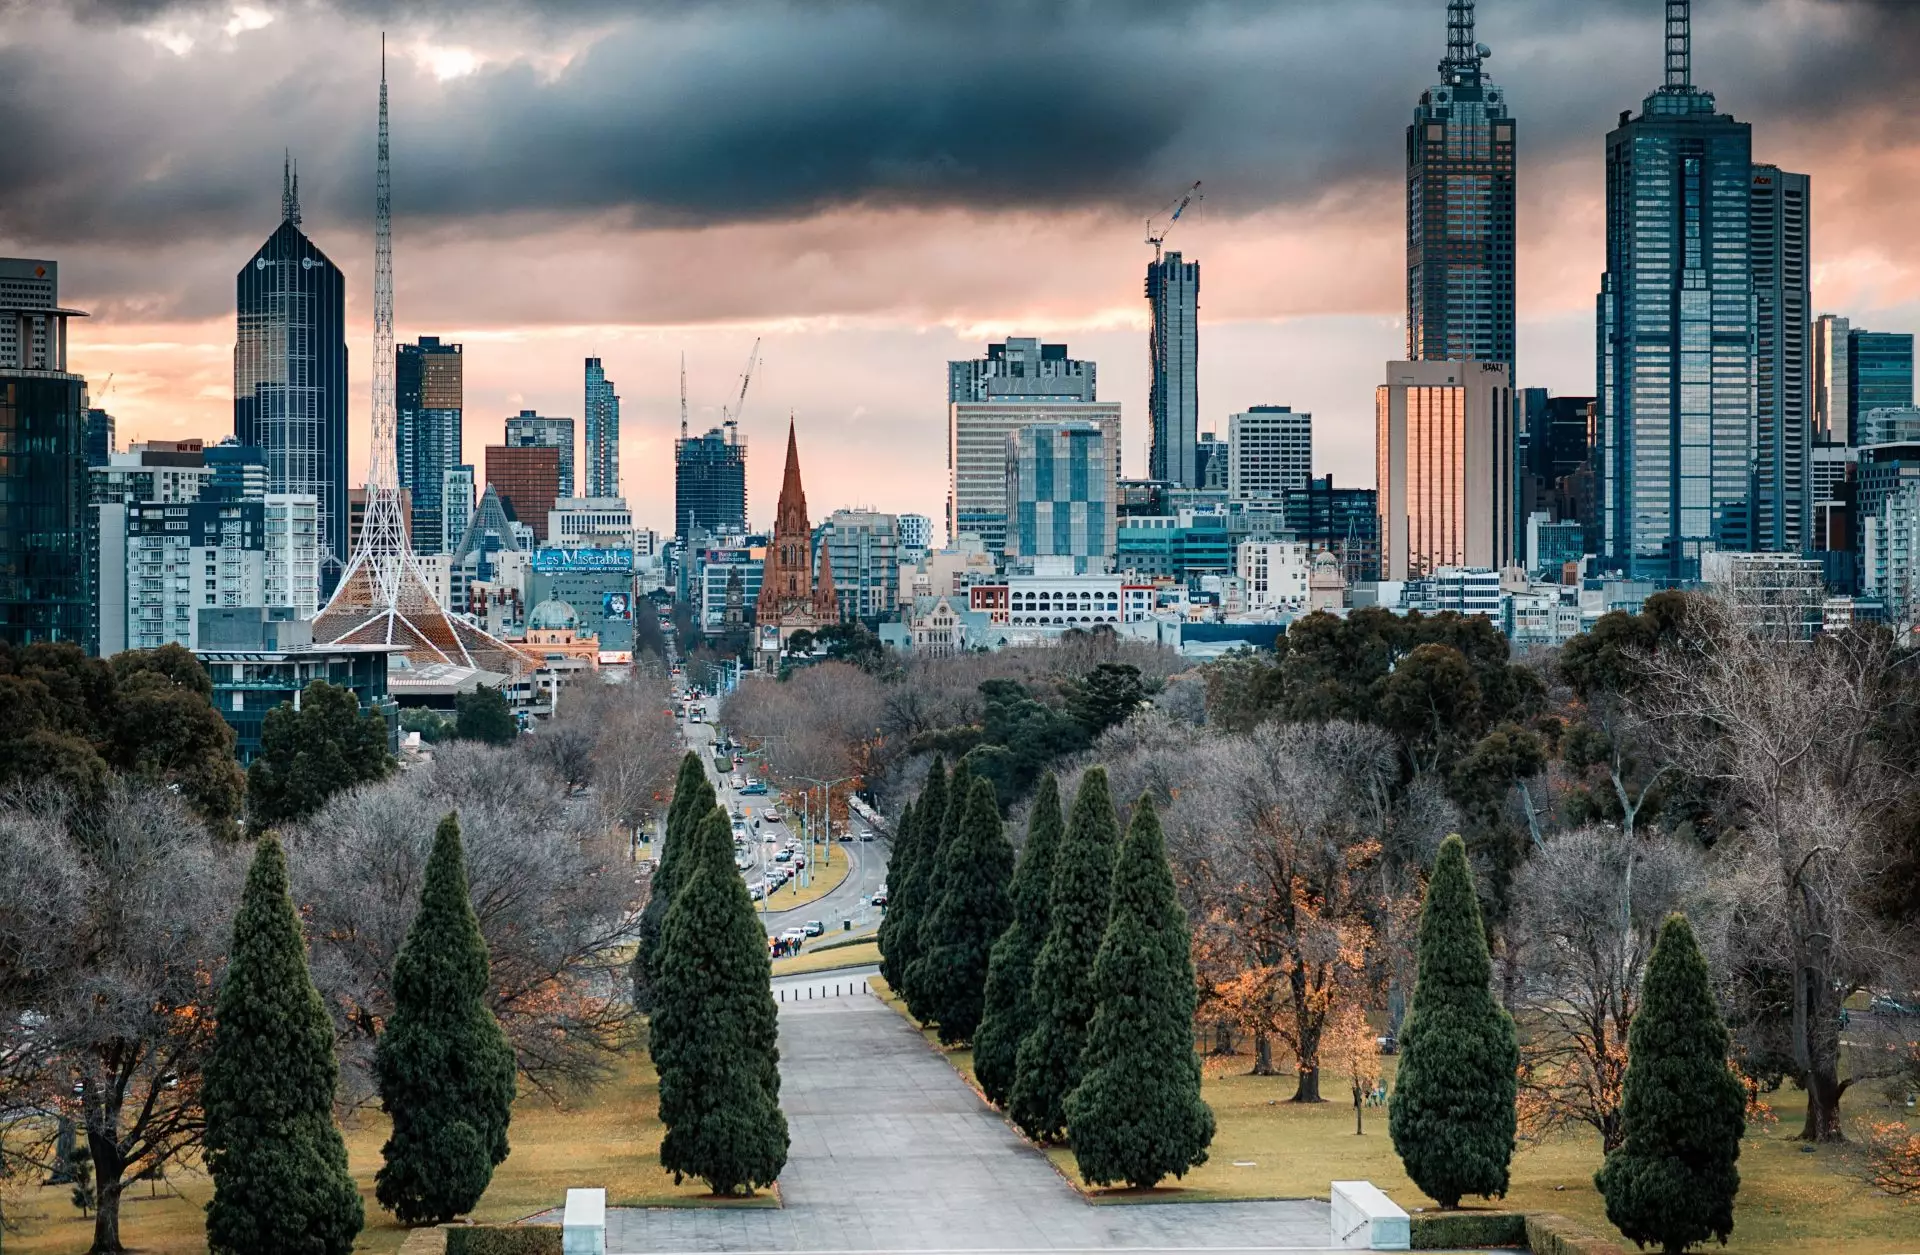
(791, 773, 856, 891)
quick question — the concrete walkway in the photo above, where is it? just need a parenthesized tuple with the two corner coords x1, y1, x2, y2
(601, 991, 1335, 1254)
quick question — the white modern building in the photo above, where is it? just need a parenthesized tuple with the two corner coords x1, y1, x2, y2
(124, 500, 269, 652)
(897, 512, 934, 564)
(819, 509, 900, 620)
(1236, 539, 1313, 613)
(442, 464, 475, 554)
(1228, 406, 1312, 501)
(547, 496, 635, 548)
(262, 493, 320, 619)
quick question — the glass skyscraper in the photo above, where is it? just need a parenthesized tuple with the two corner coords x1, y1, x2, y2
(1005, 422, 1114, 570)
(1597, 1, 1755, 581)
(1749, 165, 1812, 553)
(1406, 0, 1516, 374)
(1853, 330, 1916, 422)
(674, 425, 748, 538)
(396, 336, 463, 555)
(1146, 252, 1199, 487)
(584, 357, 620, 498)
(234, 166, 349, 583)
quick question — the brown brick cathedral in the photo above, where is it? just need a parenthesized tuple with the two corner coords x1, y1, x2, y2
(755, 419, 837, 662)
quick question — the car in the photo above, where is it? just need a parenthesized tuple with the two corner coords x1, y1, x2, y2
(774, 850, 792, 863)
(858, 830, 875, 842)
(749, 885, 765, 901)
(780, 928, 806, 945)
(803, 920, 825, 937)
(792, 855, 807, 869)
(871, 890, 889, 907)
(1872, 994, 1919, 1017)
(730, 774, 745, 789)
(733, 755, 746, 767)
(734, 855, 753, 871)
(741, 780, 769, 795)
(762, 809, 781, 822)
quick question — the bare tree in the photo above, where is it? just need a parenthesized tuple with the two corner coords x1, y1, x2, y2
(0, 784, 239, 1254)
(289, 742, 638, 1103)
(1511, 825, 1706, 1150)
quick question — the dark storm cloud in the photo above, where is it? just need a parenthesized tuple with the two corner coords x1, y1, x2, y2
(3, 0, 1915, 263)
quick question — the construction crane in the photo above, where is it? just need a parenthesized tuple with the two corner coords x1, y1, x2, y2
(679, 353, 689, 439)
(1146, 180, 1203, 262)
(723, 337, 761, 428)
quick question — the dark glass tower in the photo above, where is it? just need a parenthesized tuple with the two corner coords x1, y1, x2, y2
(234, 160, 349, 583)
(1597, 0, 1754, 580)
(396, 335, 463, 554)
(1749, 164, 1811, 553)
(674, 424, 748, 538)
(1146, 252, 1199, 487)
(0, 284, 89, 647)
(1407, 0, 1516, 375)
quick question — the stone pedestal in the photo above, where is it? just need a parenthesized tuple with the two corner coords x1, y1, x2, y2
(1330, 1180, 1409, 1251)
(562, 1187, 606, 1255)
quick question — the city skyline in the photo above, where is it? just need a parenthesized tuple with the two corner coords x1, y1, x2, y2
(8, 0, 1920, 534)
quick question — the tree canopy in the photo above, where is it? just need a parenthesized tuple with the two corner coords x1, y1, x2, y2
(246, 680, 392, 833)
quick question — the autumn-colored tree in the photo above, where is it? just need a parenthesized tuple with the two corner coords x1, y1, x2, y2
(1321, 1002, 1382, 1136)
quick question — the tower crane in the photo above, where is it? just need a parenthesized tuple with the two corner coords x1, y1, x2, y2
(679, 353, 689, 439)
(1146, 180, 1203, 262)
(723, 337, 761, 429)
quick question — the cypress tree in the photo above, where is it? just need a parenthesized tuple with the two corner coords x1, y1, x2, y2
(1066, 795, 1214, 1188)
(1388, 834, 1519, 1208)
(910, 777, 1017, 1045)
(1009, 767, 1121, 1143)
(884, 757, 946, 1019)
(205, 835, 363, 1255)
(904, 758, 972, 1023)
(653, 807, 788, 1194)
(375, 813, 518, 1225)
(1595, 913, 1744, 1254)
(633, 752, 716, 1012)
(974, 773, 1064, 1107)
(876, 797, 918, 990)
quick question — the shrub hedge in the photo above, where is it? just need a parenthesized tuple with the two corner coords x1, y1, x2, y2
(444, 1225, 563, 1255)
(1409, 1211, 1528, 1249)
(1524, 1213, 1630, 1255)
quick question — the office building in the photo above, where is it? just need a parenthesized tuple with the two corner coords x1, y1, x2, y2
(949, 337, 1097, 404)
(0, 266, 88, 646)
(1596, 4, 1756, 581)
(1816, 315, 1852, 445)
(204, 438, 268, 502)
(696, 547, 764, 631)
(504, 410, 575, 498)
(196, 608, 395, 762)
(443, 464, 475, 554)
(84, 408, 115, 466)
(1146, 253, 1200, 486)
(1376, 360, 1515, 580)
(1236, 540, 1313, 614)
(547, 497, 634, 548)
(347, 486, 411, 554)
(1005, 422, 1114, 570)
(674, 424, 748, 538)
(1749, 164, 1812, 553)
(1406, 0, 1517, 374)
(818, 509, 901, 620)
(1282, 475, 1382, 584)
(1815, 317, 1916, 446)
(396, 336, 463, 555)
(485, 444, 562, 543)
(897, 513, 934, 564)
(1116, 510, 1235, 583)
(234, 164, 349, 578)
(1227, 406, 1312, 501)
(950, 401, 1121, 553)
(584, 357, 620, 498)
(1525, 511, 1586, 578)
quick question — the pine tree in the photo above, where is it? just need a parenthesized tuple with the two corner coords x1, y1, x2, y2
(876, 797, 918, 990)
(882, 757, 946, 1017)
(375, 813, 518, 1225)
(1009, 767, 1121, 1143)
(1066, 795, 1214, 1188)
(653, 807, 788, 1194)
(910, 777, 1017, 1045)
(1388, 834, 1519, 1208)
(974, 773, 1064, 1108)
(633, 753, 717, 1012)
(904, 758, 972, 1023)
(205, 835, 363, 1255)
(1595, 913, 1744, 1254)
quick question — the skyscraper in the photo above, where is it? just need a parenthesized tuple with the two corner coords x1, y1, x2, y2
(1406, 0, 1517, 374)
(1376, 360, 1515, 580)
(1005, 422, 1115, 571)
(1227, 406, 1312, 501)
(396, 335, 463, 554)
(1814, 315, 1852, 445)
(1146, 252, 1199, 486)
(949, 338, 1097, 404)
(1814, 316, 1915, 446)
(674, 425, 748, 538)
(1749, 164, 1812, 553)
(485, 444, 561, 544)
(0, 262, 88, 646)
(950, 400, 1121, 554)
(1597, 0, 1755, 581)
(234, 158, 350, 583)
(504, 410, 575, 496)
(584, 357, 620, 497)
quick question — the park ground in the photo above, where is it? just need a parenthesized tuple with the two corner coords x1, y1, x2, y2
(869, 977, 1920, 1255)
(759, 844, 851, 911)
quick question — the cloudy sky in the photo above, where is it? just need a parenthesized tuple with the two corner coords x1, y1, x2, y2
(6, 0, 1919, 535)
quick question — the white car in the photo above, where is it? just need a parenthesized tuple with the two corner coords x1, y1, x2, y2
(779, 928, 806, 944)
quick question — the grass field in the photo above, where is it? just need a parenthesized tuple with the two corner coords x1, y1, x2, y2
(868, 978, 1920, 1254)
(770, 939, 881, 978)
(4, 1048, 771, 1255)
(758, 844, 850, 911)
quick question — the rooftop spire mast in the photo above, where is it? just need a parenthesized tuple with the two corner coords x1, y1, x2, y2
(1665, 0, 1691, 89)
(1445, 0, 1478, 74)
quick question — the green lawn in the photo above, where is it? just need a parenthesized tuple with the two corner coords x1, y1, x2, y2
(868, 977, 1920, 1253)
(4, 1048, 771, 1255)
(770, 939, 881, 978)
(758, 845, 850, 911)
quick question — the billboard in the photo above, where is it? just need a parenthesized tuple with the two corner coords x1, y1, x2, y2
(602, 591, 633, 621)
(531, 547, 633, 573)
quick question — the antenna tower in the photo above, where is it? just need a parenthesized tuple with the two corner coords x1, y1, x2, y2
(1443, 0, 1481, 77)
(1665, 0, 1691, 90)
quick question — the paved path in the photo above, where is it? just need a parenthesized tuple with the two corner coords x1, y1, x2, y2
(600, 991, 1334, 1254)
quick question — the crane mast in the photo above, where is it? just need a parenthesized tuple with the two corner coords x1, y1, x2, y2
(1146, 180, 1203, 262)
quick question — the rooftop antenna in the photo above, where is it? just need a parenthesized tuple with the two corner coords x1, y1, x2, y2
(1665, 0, 1691, 90)
(280, 150, 302, 225)
(1442, 0, 1484, 78)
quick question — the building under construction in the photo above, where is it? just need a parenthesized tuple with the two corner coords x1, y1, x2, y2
(675, 423, 748, 539)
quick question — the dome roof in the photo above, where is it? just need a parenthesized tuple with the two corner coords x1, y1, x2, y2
(527, 598, 579, 631)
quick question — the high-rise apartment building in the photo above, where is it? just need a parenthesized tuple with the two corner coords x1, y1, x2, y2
(1597, 3, 1755, 580)
(1406, 0, 1517, 374)
(1375, 360, 1515, 580)
(1146, 253, 1200, 486)
(897, 513, 933, 564)
(949, 338, 1097, 404)
(1005, 422, 1115, 570)
(584, 357, 620, 498)
(234, 165, 349, 580)
(0, 266, 88, 646)
(504, 410, 575, 498)
(443, 464, 475, 555)
(263, 494, 320, 620)
(485, 444, 562, 544)
(1227, 406, 1312, 501)
(1749, 165, 1812, 553)
(204, 438, 268, 502)
(950, 401, 1121, 554)
(817, 509, 901, 620)
(674, 425, 748, 538)
(396, 336, 463, 555)
(123, 500, 268, 651)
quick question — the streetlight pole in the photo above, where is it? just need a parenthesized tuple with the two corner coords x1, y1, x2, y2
(793, 773, 855, 893)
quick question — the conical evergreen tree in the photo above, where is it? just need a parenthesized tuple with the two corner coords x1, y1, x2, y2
(1595, 913, 1744, 1254)
(904, 757, 972, 1023)
(633, 752, 716, 1012)
(1065, 795, 1214, 1187)
(876, 797, 918, 990)
(653, 807, 788, 1194)
(885, 757, 947, 1019)
(974, 773, 1064, 1107)
(1009, 767, 1121, 1143)
(1388, 834, 1519, 1208)
(375, 813, 518, 1225)
(909, 777, 1017, 1045)
(205, 835, 363, 1255)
